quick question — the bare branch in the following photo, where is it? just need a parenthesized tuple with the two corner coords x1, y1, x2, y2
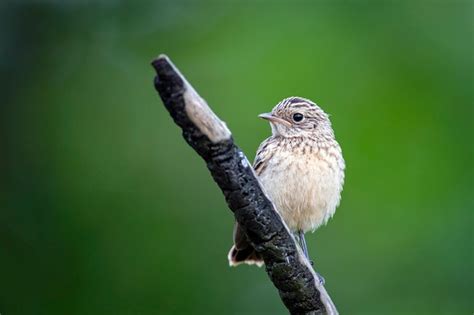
(151, 54, 338, 315)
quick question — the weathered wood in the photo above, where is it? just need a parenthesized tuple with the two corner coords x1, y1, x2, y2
(151, 54, 338, 315)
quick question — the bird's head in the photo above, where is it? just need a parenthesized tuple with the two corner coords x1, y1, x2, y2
(259, 96, 335, 139)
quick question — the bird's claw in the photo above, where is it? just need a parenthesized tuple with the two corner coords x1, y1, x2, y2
(316, 272, 326, 285)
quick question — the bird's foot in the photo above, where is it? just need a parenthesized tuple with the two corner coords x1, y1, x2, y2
(316, 272, 326, 285)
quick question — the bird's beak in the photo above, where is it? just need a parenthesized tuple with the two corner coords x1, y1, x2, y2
(258, 113, 292, 127)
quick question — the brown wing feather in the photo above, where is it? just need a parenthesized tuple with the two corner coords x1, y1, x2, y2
(253, 137, 277, 176)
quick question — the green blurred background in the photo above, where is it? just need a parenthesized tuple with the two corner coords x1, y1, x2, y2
(1, 1, 472, 314)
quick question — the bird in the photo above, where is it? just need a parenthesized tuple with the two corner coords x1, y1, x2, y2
(228, 96, 345, 270)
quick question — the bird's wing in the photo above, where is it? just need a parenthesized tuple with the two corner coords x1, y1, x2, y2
(253, 137, 277, 176)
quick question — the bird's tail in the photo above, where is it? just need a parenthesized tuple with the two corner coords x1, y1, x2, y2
(228, 223, 264, 267)
(228, 245, 264, 267)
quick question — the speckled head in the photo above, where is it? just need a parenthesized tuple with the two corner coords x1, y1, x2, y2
(259, 96, 335, 139)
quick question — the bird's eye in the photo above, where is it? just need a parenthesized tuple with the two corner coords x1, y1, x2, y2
(292, 113, 304, 122)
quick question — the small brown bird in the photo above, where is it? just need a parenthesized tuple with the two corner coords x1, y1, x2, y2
(228, 96, 345, 268)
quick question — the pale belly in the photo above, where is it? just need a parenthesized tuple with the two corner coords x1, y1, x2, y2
(258, 148, 344, 233)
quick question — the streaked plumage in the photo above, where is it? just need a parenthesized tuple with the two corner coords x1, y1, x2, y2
(229, 96, 345, 267)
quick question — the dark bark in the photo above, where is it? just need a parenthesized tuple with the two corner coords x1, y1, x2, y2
(151, 55, 338, 315)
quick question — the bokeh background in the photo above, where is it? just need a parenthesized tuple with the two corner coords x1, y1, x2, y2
(1, 1, 473, 314)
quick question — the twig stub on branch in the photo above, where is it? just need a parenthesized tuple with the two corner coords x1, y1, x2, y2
(151, 54, 338, 315)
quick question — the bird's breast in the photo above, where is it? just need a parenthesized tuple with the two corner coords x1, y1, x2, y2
(258, 144, 344, 233)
